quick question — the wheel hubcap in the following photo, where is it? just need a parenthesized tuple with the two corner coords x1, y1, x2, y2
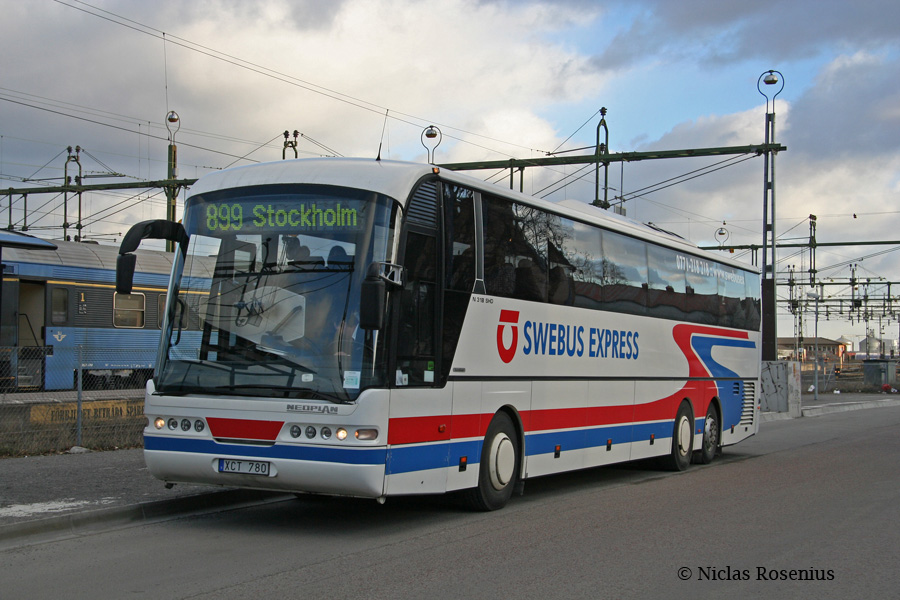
(705, 417, 718, 452)
(677, 416, 691, 456)
(489, 433, 515, 490)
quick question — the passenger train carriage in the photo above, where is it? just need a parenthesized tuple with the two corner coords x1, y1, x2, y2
(117, 158, 761, 510)
(0, 240, 176, 391)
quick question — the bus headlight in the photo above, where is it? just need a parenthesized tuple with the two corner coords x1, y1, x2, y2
(321, 427, 332, 440)
(167, 418, 178, 430)
(336, 428, 348, 441)
(155, 417, 166, 430)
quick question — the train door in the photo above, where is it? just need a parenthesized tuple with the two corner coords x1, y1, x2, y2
(17, 281, 46, 389)
(0, 277, 17, 390)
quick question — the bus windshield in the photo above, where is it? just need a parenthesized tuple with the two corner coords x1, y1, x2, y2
(156, 184, 399, 402)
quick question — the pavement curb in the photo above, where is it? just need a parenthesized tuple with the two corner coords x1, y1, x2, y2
(761, 397, 900, 422)
(801, 398, 900, 417)
(0, 488, 289, 548)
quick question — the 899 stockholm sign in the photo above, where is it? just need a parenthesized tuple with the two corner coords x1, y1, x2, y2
(203, 201, 360, 233)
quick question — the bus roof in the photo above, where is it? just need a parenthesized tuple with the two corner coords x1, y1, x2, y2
(189, 158, 758, 273)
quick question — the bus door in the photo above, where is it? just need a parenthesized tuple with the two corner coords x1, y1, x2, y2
(387, 224, 451, 494)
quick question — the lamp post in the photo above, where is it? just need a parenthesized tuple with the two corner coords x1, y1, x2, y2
(807, 291, 820, 401)
(759, 70, 784, 361)
(593, 107, 609, 209)
(164, 111, 180, 252)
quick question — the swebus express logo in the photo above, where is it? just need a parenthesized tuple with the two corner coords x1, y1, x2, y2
(496, 309, 639, 364)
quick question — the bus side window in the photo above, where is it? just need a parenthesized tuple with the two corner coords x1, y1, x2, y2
(441, 185, 476, 381)
(444, 185, 476, 292)
(397, 232, 437, 385)
(601, 230, 648, 316)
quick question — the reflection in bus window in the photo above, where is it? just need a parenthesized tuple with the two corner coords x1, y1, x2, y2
(647, 245, 686, 321)
(685, 260, 719, 325)
(602, 231, 647, 315)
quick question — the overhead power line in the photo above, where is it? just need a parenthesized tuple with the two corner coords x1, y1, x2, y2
(54, 0, 550, 159)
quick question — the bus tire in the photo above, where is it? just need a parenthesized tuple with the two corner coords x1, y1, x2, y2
(695, 402, 719, 465)
(663, 401, 693, 471)
(464, 411, 520, 511)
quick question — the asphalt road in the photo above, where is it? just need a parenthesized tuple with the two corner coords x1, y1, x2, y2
(2, 405, 899, 599)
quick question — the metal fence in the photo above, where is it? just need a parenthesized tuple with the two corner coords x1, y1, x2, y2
(0, 346, 153, 456)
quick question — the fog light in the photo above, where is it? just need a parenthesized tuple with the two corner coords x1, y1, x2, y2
(290, 425, 302, 438)
(155, 417, 165, 430)
(194, 420, 205, 433)
(167, 418, 178, 430)
(305, 426, 316, 439)
(355, 428, 378, 440)
(321, 426, 332, 440)
(336, 428, 348, 441)
(181, 419, 191, 431)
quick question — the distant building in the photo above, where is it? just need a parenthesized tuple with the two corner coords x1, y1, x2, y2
(777, 336, 846, 363)
(858, 336, 897, 359)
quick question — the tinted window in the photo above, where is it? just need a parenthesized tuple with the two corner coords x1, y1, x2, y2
(647, 245, 686, 320)
(114, 293, 145, 328)
(51, 288, 68, 325)
(601, 231, 647, 315)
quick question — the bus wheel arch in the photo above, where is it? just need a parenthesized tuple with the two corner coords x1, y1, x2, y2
(464, 408, 522, 511)
(695, 398, 721, 465)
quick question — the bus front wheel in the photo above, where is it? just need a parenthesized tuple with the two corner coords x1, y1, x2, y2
(464, 411, 520, 511)
(662, 401, 693, 471)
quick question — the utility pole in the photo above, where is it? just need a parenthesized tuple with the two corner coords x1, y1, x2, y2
(758, 70, 784, 361)
(63, 146, 82, 241)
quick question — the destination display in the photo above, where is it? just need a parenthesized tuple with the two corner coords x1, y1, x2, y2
(194, 197, 364, 235)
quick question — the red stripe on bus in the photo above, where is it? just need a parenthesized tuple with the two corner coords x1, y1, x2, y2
(388, 413, 484, 445)
(206, 417, 284, 441)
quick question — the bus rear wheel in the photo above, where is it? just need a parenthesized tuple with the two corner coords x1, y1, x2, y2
(464, 411, 520, 511)
(662, 401, 693, 471)
(695, 403, 719, 464)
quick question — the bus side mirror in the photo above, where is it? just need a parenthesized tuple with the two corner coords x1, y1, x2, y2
(116, 253, 137, 294)
(116, 219, 189, 295)
(360, 264, 386, 331)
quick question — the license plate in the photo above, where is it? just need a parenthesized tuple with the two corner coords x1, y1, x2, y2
(218, 458, 272, 476)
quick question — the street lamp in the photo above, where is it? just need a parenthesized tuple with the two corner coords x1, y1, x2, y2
(807, 291, 820, 401)
(421, 125, 442, 164)
(758, 70, 784, 361)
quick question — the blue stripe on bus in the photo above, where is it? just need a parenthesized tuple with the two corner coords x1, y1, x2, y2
(144, 435, 387, 465)
(145, 417, 704, 476)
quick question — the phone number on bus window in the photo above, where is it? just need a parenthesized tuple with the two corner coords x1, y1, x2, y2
(205, 203, 359, 232)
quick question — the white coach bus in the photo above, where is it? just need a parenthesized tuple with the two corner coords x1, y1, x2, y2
(116, 158, 761, 510)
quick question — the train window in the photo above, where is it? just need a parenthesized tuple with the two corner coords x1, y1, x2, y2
(158, 293, 187, 329)
(51, 288, 68, 324)
(114, 292, 145, 328)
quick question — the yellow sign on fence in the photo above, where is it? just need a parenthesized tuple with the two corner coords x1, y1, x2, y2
(30, 400, 144, 424)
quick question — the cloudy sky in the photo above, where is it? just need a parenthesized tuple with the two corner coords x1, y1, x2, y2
(2, 0, 899, 344)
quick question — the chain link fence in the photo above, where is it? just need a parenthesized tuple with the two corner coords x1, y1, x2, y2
(0, 346, 154, 456)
